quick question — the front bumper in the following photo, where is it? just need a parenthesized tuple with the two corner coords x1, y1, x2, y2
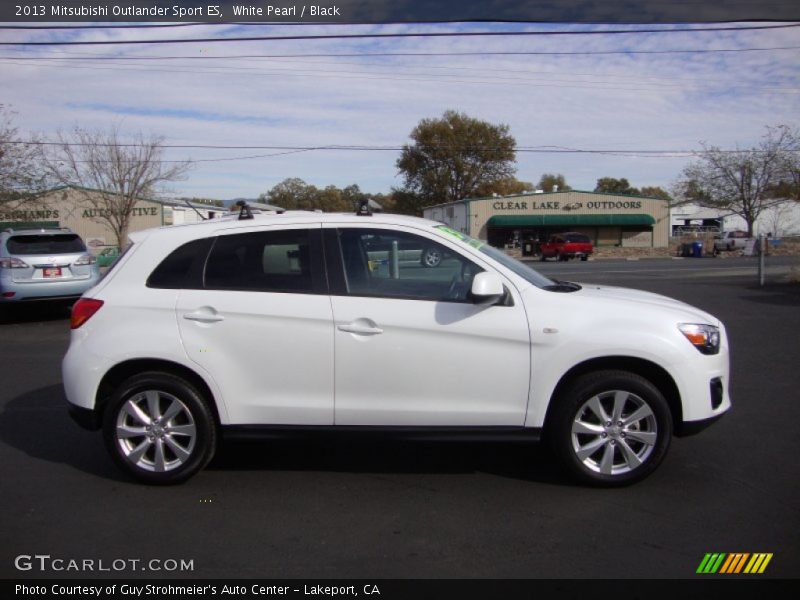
(675, 411, 727, 437)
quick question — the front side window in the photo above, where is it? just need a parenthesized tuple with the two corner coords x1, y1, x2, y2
(205, 229, 320, 294)
(336, 228, 483, 302)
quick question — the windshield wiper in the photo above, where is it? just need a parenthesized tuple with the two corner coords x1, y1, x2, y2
(543, 279, 582, 292)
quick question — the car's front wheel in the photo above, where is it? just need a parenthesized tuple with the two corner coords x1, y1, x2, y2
(547, 370, 672, 486)
(102, 372, 216, 484)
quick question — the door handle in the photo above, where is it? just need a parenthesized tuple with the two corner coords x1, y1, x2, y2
(337, 323, 383, 335)
(183, 311, 225, 323)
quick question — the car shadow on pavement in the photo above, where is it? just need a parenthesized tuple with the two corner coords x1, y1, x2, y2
(0, 384, 127, 482)
(209, 438, 571, 486)
(740, 282, 800, 306)
(0, 301, 72, 325)
(0, 385, 571, 486)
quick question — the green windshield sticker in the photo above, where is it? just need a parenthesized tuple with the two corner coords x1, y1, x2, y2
(435, 225, 486, 250)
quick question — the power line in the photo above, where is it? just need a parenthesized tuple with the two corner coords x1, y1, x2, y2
(17, 140, 794, 154)
(2, 23, 799, 46)
(3, 46, 798, 58)
(6, 57, 797, 92)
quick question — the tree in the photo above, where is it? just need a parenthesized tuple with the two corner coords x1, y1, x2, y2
(41, 126, 191, 248)
(396, 110, 517, 204)
(260, 179, 385, 212)
(474, 177, 534, 197)
(594, 177, 640, 195)
(763, 201, 798, 237)
(0, 105, 46, 208)
(675, 125, 798, 236)
(537, 173, 572, 193)
(639, 186, 672, 201)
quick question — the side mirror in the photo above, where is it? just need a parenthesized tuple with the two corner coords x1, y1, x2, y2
(470, 272, 505, 305)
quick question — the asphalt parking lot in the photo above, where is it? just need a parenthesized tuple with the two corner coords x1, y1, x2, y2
(1, 257, 798, 579)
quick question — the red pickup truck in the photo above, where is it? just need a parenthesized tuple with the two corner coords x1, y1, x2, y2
(539, 232, 594, 261)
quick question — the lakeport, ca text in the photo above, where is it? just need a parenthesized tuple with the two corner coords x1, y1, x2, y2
(16, 584, 379, 597)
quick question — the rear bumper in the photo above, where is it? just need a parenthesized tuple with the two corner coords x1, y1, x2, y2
(0, 275, 99, 302)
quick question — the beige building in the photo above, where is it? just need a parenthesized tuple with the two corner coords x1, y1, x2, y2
(423, 190, 671, 248)
(0, 187, 221, 250)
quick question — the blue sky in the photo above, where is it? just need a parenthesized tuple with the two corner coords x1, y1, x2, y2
(1, 22, 798, 199)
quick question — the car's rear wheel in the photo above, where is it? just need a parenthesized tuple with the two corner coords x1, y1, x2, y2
(102, 372, 216, 484)
(547, 370, 672, 486)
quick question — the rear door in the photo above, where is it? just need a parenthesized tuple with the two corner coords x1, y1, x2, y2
(175, 225, 335, 425)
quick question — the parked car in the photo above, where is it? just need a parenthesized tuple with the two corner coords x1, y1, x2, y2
(96, 246, 120, 268)
(0, 227, 100, 303)
(713, 231, 752, 252)
(539, 232, 594, 261)
(63, 208, 730, 486)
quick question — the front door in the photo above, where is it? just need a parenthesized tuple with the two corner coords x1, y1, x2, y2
(325, 225, 531, 426)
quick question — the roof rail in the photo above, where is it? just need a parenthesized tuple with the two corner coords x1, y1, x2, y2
(235, 200, 254, 220)
(356, 198, 372, 217)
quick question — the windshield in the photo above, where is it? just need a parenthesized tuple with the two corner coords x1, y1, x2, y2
(434, 225, 554, 289)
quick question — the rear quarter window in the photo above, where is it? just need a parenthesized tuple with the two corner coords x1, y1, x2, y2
(147, 237, 213, 289)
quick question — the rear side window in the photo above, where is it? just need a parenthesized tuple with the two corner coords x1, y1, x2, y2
(147, 238, 213, 289)
(6, 234, 86, 255)
(204, 229, 324, 294)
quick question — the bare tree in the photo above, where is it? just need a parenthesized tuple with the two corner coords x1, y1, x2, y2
(0, 105, 46, 209)
(675, 125, 798, 236)
(763, 202, 799, 237)
(41, 125, 191, 247)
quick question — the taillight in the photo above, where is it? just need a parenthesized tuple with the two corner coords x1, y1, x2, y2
(73, 254, 97, 266)
(71, 298, 104, 329)
(0, 257, 29, 269)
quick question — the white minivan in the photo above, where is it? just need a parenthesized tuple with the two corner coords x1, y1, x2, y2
(63, 205, 730, 485)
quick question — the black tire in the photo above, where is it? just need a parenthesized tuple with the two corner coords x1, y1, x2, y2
(546, 370, 672, 486)
(539, 254, 547, 262)
(102, 371, 216, 485)
(420, 247, 443, 268)
(580, 255, 588, 262)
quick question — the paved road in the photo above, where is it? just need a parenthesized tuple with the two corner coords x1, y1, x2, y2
(1, 264, 798, 579)
(527, 254, 796, 281)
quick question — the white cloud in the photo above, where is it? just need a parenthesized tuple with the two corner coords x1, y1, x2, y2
(1, 22, 798, 198)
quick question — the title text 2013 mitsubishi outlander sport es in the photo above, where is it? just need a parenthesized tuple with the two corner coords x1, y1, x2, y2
(63, 204, 730, 485)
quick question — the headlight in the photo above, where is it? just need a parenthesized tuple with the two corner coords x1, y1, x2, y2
(678, 323, 720, 355)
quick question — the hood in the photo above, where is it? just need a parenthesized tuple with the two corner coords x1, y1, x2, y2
(571, 283, 719, 325)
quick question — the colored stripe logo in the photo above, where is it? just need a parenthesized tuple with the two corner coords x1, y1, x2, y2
(697, 553, 773, 574)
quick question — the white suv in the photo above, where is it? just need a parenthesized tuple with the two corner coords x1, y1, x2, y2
(63, 205, 730, 486)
